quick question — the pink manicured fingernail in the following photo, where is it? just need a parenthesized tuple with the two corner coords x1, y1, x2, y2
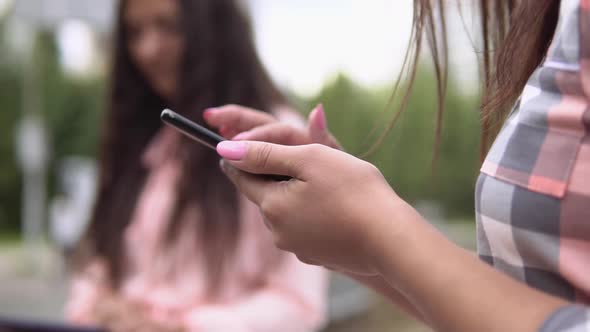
(312, 104, 326, 131)
(233, 132, 250, 141)
(217, 141, 248, 160)
(203, 108, 217, 120)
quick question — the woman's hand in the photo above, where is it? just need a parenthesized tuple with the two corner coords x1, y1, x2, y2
(204, 104, 341, 149)
(94, 294, 182, 332)
(216, 140, 569, 332)
(217, 141, 410, 276)
(94, 294, 144, 332)
(207, 104, 433, 324)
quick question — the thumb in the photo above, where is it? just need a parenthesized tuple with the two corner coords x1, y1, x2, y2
(216, 140, 305, 178)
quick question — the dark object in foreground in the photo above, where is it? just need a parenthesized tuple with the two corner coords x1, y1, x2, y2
(0, 317, 105, 332)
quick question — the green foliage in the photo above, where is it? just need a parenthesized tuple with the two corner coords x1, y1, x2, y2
(1, 24, 481, 236)
(35, 31, 104, 160)
(0, 77, 22, 231)
(0, 27, 104, 234)
(0, 20, 24, 233)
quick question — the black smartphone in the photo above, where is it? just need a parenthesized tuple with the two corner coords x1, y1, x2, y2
(161, 108, 224, 151)
(161, 109, 290, 181)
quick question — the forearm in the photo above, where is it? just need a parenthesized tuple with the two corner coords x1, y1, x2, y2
(371, 202, 567, 332)
(347, 274, 428, 325)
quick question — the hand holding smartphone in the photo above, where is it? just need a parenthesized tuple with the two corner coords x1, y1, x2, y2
(161, 109, 290, 181)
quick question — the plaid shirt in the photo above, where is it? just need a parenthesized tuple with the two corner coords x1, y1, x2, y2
(476, 0, 590, 330)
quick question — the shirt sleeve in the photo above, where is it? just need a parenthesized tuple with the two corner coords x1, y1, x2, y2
(539, 2, 590, 330)
(539, 305, 590, 332)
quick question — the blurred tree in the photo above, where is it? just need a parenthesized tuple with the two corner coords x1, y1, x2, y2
(36, 30, 104, 160)
(0, 25, 104, 235)
(0, 19, 24, 234)
(0, 18, 480, 235)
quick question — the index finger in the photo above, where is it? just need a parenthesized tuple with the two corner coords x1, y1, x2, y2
(217, 140, 308, 179)
(203, 105, 275, 134)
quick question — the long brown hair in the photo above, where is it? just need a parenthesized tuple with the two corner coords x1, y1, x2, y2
(79, 0, 286, 292)
(372, 0, 560, 160)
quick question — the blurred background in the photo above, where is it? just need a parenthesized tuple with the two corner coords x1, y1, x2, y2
(0, 0, 482, 331)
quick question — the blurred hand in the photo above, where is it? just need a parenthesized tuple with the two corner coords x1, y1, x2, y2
(217, 141, 409, 276)
(203, 104, 341, 149)
(94, 294, 182, 332)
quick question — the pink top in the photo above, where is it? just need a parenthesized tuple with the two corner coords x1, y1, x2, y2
(66, 123, 327, 331)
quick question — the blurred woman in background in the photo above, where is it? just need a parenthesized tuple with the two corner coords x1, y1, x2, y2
(65, 0, 326, 331)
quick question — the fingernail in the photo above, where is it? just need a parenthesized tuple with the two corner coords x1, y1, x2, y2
(203, 108, 217, 120)
(311, 104, 326, 131)
(217, 141, 248, 160)
(233, 131, 250, 141)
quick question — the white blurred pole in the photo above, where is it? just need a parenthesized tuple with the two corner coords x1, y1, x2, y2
(15, 18, 49, 267)
(17, 116, 48, 260)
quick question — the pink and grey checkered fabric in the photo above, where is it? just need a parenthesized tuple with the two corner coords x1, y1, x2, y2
(476, 0, 590, 330)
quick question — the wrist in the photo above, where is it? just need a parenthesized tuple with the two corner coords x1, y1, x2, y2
(366, 196, 439, 285)
(361, 194, 417, 276)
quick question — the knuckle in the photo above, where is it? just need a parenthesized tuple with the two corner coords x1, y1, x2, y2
(234, 110, 245, 127)
(274, 235, 290, 251)
(255, 124, 277, 137)
(259, 196, 281, 222)
(259, 200, 273, 218)
(359, 161, 384, 182)
(276, 124, 296, 143)
(365, 161, 381, 175)
(301, 143, 326, 163)
(286, 144, 323, 176)
(298, 144, 319, 162)
(289, 158, 307, 177)
(306, 143, 325, 154)
(275, 123, 291, 132)
(254, 144, 273, 170)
